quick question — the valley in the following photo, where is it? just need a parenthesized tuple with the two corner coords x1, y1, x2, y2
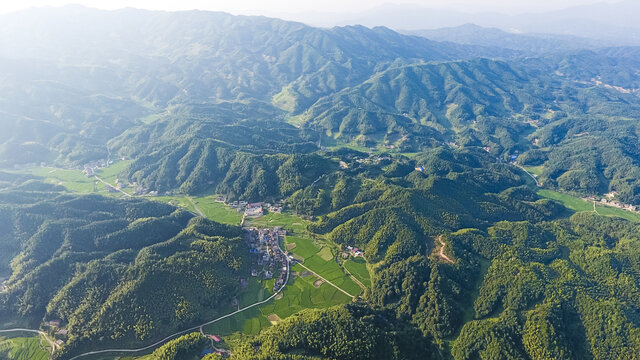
(2, 4, 640, 360)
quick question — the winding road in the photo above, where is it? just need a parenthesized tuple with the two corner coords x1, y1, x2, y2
(513, 164, 540, 187)
(434, 235, 454, 264)
(68, 233, 291, 360)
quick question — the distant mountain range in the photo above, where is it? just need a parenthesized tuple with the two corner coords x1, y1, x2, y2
(405, 24, 608, 54)
(288, 1, 640, 46)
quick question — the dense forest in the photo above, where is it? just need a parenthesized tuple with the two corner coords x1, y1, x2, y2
(0, 183, 250, 359)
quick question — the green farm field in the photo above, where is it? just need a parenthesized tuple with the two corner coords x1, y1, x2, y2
(343, 258, 371, 288)
(192, 197, 243, 225)
(537, 189, 640, 222)
(0, 336, 49, 360)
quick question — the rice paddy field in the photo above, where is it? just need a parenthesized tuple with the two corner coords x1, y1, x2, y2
(0, 336, 49, 360)
(191, 197, 243, 225)
(21, 166, 96, 193)
(203, 213, 362, 337)
(9, 164, 367, 344)
(245, 211, 309, 233)
(343, 258, 371, 288)
(202, 267, 353, 336)
(16, 160, 134, 197)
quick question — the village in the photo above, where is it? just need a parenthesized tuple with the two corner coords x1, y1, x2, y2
(199, 226, 291, 358)
(215, 195, 285, 216)
(586, 191, 640, 213)
(245, 227, 291, 293)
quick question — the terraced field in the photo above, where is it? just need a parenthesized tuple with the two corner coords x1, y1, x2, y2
(0, 336, 49, 360)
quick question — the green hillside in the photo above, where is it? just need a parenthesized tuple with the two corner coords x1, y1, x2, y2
(0, 186, 251, 359)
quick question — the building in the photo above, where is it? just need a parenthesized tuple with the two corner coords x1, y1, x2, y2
(215, 195, 227, 203)
(245, 206, 263, 217)
(208, 335, 222, 342)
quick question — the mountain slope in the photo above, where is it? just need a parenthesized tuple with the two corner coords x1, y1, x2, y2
(0, 187, 249, 358)
(0, 6, 521, 167)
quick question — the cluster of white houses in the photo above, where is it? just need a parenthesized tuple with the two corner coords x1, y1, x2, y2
(216, 196, 285, 216)
(246, 227, 290, 292)
(586, 195, 639, 212)
(81, 159, 110, 177)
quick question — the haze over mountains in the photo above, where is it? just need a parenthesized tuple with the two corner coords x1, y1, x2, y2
(286, 0, 640, 45)
(2, 3, 640, 360)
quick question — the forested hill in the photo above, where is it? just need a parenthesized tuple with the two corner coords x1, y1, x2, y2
(0, 183, 249, 358)
(3, 7, 640, 205)
(0, 6, 518, 167)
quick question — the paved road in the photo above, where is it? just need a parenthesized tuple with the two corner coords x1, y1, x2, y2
(296, 262, 355, 300)
(0, 328, 58, 355)
(514, 164, 540, 187)
(68, 233, 291, 360)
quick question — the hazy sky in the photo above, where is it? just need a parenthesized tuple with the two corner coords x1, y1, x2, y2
(0, 0, 624, 15)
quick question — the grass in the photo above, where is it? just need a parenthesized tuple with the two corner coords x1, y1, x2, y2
(0, 336, 49, 360)
(537, 189, 594, 212)
(95, 160, 131, 184)
(343, 258, 371, 288)
(523, 165, 544, 177)
(23, 167, 96, 193)
(537, 189, 640, 223)
(192, 197, 243, 225)
(595, 203, 640, 223)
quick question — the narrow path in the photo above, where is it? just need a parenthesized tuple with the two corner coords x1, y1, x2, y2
(341, 265, 367, 291)
(68, 234, 291, 360)
(94, 176, 134, 198)
(296, 263, 355, 300)
(187, 197, 205, 217)
(434, 235, 454, 264)
(0, 328, 58, 355)
(593, 200, 600, 215)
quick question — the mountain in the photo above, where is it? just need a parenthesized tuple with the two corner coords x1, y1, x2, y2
(0, 6, 520, 168)
(293, 50, 640, 204)
(406, 24, 604, 54)
(4, 6, 640, 360)
(312, 1, 640, 46)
